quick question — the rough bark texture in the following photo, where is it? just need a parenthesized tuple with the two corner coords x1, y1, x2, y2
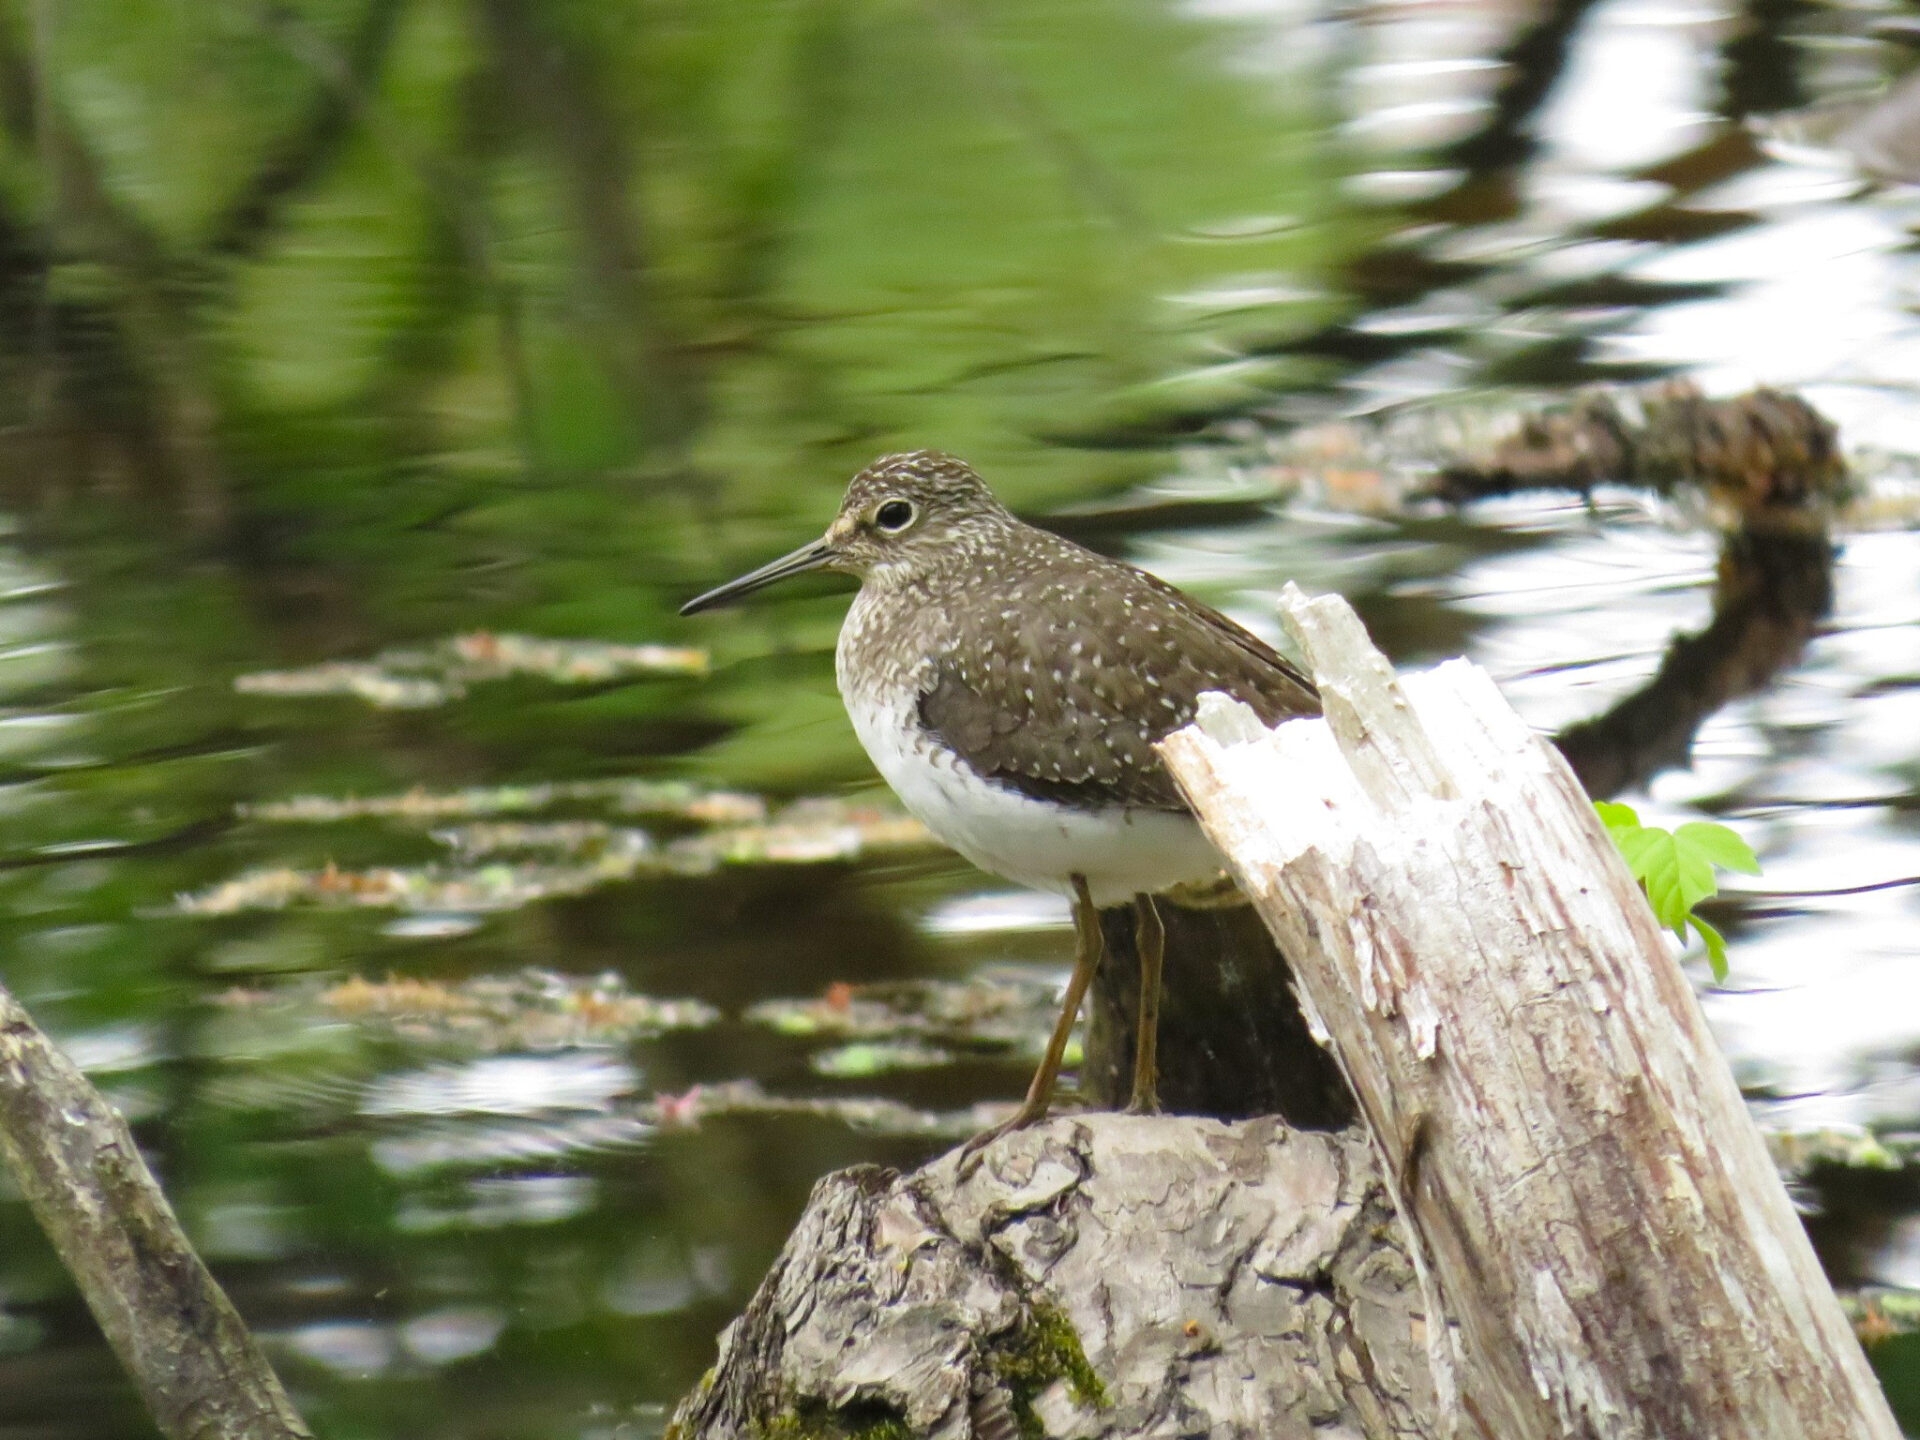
(1158, 586, 1899, 1440)
(0, 983, 313, 1440)
(672, 1115, 1445, 1440)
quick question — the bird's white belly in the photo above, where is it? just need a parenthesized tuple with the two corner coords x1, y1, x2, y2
(846, 689, 1224, 907)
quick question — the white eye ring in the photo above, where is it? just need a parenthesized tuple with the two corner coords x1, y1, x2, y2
(874, 499, 916, 532)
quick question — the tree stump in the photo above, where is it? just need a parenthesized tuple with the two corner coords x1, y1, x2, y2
(670, 1115, 1448, 1440)
(1158, 585, 1898, 1440)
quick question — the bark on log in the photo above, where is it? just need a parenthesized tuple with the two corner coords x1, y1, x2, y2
(1158, 585, 1898, 1440)
(671, 1114, 1450, 1440)
(0, 982, 313, 1440)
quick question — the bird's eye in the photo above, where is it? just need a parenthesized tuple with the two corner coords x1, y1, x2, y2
(874, 499, 915, 532)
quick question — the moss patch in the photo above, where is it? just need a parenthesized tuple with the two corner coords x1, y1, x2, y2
(756, 1401, 916, 1440)
(989, 1302, 1108, 1437)
(739, 1305, 1104, 1440)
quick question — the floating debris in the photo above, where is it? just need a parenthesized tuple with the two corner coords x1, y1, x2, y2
(208, 968, 717, 1050)
(636, 1079, 994, 1140)
(183, 796, 932, 918)
(234, 662, 451, 709)
(319, 970, 717, 1050)
(235, 632, 707, 710)
(432, 821, 638, 859)
(746, 969, 1063, 1056)
(666, 797, 932, 870)
(1763, 1123, 1914, 1177)
(176, 849, 659, 916)
(242, 778, 763, 826)
(808, 1041, 954, 1078)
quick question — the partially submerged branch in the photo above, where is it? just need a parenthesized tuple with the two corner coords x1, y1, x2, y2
(1431, 381, 1847, 515)
(0, 984, 311, 1440)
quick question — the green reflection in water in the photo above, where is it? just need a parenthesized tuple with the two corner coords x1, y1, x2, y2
(0, 1, 1359, 1436)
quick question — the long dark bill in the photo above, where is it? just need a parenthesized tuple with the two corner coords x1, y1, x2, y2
(679, 537, 837, 615)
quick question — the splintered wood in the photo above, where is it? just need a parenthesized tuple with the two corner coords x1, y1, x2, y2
(1159, 585, 1897, 1440)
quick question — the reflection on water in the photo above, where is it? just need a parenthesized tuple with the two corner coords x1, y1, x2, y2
(2, 0, 1920, 1434)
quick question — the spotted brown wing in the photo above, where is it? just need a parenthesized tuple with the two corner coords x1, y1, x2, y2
(917, 557, 1319, 813)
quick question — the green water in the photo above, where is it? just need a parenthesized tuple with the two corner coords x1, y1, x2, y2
(3, 0, 1920, 1434)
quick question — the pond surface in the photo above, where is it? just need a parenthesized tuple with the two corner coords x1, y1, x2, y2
(3, 0, 1920, 1434)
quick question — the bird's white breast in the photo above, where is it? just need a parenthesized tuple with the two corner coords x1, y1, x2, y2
(837, 657, 1224, 908)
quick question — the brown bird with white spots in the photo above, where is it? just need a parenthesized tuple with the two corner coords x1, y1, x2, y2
(681, 452, 1319, 1163)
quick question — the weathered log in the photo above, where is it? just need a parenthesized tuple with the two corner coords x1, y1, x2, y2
(1430, 381, 1847, 513)
(0, 983, 313, 1440)
(671, 1114, 1449, 1440)
(1158, 585, 1898, 1440)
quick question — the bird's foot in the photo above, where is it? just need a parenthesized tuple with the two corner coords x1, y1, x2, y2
(954, 1100, 1048, 1179)
(1122, 1089, 1162, 1117)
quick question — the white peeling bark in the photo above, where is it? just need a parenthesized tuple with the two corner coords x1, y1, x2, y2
(1158, 585, 1898, 1440)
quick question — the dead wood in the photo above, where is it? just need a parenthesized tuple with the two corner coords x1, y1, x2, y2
(0, 983, 312, 1440)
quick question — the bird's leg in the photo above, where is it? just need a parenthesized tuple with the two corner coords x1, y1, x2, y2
(956, 874, 1103, 1173)
(1125, 891, 1164, 1115)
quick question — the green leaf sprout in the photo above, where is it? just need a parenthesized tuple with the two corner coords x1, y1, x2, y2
(1595, 802, 1760, 983)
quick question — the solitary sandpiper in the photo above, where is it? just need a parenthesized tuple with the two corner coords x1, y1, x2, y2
(682, 451, 1320, 1161)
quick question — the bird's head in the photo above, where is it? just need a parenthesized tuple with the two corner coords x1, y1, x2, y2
(679, 451, 1012, 614)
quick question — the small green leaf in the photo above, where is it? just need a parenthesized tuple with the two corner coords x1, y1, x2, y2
(1610, 824, 1659, 877)
(1620, 828, 1712, 930)
(1594, 801, 1640, 832)
(1596, 804, 1757, 982)
(1674, 822, 1761, 875)
(1693, 917, 1729, 984)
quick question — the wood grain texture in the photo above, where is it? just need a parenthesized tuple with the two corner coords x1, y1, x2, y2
(1158, 584, 1897, 1440)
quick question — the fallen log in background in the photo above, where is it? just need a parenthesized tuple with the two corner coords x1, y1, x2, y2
(1159, 585, 1898, 1440)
